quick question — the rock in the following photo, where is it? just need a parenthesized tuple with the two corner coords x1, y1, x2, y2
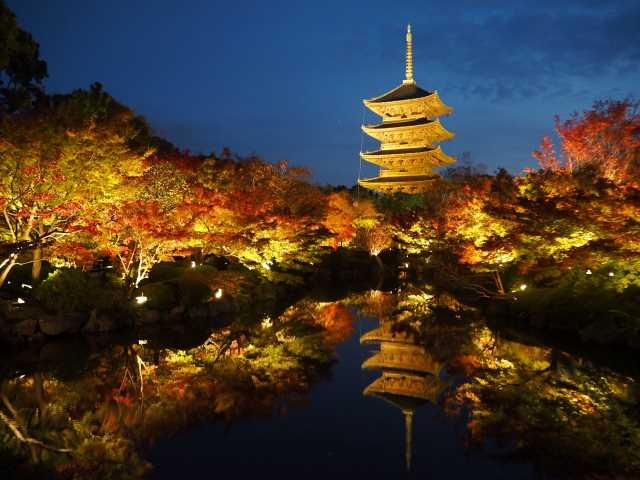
(11, 318, 38, 337)
(139, 309, 160, 325)
(39, 313, 85, 336)
(83, 311, 118, 333)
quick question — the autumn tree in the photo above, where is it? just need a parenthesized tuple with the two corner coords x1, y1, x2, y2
(0, 83, 153, 286)
(190, 154, 328, 275)
(533, 99, 640, 183)
(322, 191, 378, 249)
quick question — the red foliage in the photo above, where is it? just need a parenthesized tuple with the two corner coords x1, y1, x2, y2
(316, 303, 355, 345)
(534, 99, 640, 183)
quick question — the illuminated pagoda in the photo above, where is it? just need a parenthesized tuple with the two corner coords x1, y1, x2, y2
(361, 321, 448, 470)
(358, 25, 455, 194)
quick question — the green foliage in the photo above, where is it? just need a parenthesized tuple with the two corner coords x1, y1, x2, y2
(0, 0, 48, 110)
(139, 281, 177, 310)
(33, 269, 130, 316)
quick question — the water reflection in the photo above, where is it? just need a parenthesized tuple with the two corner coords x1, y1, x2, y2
(0, 285, 638, 479)
(361, 309, 448, 470)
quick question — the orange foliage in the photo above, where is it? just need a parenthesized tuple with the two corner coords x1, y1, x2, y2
(316, 303, 354, 345)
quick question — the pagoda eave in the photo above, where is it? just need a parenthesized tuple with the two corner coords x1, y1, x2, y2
(364, 90, 453, 120)
(364, 373, 445, 404)
(360, 146, 455, 169)
(361, 120, 454, 145)
(359, 175, 439, 194)
(362, 352, 443, 376)
(360, 328, 413, 344)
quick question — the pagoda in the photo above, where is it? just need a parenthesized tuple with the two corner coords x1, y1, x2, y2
(361, 320, 449, 470)
(358, 25, 455, 194)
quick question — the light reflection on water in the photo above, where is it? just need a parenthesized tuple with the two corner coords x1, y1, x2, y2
(1, 286, 638, 479)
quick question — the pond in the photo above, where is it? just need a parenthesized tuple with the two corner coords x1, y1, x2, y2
(1, 285, 638, 479)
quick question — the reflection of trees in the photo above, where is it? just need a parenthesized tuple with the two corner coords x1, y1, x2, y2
(0, 298, 349, 477)
(355, 290, 397, 321)
(0, 376, 71, 461)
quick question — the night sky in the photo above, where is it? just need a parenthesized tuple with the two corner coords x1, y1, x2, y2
(8, 0, 639, 186)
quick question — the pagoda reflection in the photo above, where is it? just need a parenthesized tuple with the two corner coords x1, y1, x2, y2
(361, 313, 449, 470)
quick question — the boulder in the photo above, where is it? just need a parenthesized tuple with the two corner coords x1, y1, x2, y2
(83, 311, 118, 333)
(11, 318, 38, 337)
(39, 313, 85, 336)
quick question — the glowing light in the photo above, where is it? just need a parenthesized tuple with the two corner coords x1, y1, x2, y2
(21, 283, 32, 289)
(608, 272, 615, 277)
(106, 265, 113, 269)
(404, 262, 409, 268)
(191, 260, 197, 268)
(16, 297, 25, 304)
(138, 339, 148, 345)
(135, 294, 148, 305)
(261, 261, 272, 270)
(214, 288, 223, 299)
(261, 317, 273, 329)
(520, 284, 527, 291)
(586, 269, 592, 275)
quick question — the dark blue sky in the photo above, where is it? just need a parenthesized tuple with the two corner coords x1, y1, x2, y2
(8, 0, 639, 186)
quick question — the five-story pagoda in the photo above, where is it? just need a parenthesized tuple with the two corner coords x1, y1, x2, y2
(358, 25, 455, 194)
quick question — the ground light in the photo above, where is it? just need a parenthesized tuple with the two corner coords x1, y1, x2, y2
(135, 293, 148, 305)
(214, 288, 223, 299)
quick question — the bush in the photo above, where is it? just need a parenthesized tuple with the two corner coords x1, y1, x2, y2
(33, 269, 131, 316)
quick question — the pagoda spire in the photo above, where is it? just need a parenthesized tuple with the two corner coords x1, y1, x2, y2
(404, 409, 414, 471)
(403, 24, 414, 84)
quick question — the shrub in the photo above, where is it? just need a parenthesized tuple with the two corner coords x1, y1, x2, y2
(33, 269, 131, 316)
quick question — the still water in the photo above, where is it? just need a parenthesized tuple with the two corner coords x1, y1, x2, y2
(1, 287, 638, 479)
(149, 315, 536, 479)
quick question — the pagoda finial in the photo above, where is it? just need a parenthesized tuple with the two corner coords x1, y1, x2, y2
(404, 409, 414, 471)
(404, 24, 414, 84)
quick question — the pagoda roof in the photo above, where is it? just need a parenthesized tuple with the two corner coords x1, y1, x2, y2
(360, 325, 414, 344)
(360, 145, 455, 169)
(362, 349, 443, 376)
(366, 81, 432, 104)
(359, 175, 439, 194)
(364, 117, 433, 130)
(362, 146, 437, 156)
(359, 174, 439, 185)
(364, 372, 446, 406)
(361, 117, 454, 145)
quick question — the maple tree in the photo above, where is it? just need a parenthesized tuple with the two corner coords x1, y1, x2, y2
(0, 84, 152, 286)
(533, 99, 640, 183)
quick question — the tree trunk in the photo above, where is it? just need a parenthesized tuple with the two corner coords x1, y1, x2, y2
(31, 246, 42, 282)
(373, 254, 384, 272)
(0, 254, 17, 289)
(493, 270, 505, 295)
(31, 224, 45, 282)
